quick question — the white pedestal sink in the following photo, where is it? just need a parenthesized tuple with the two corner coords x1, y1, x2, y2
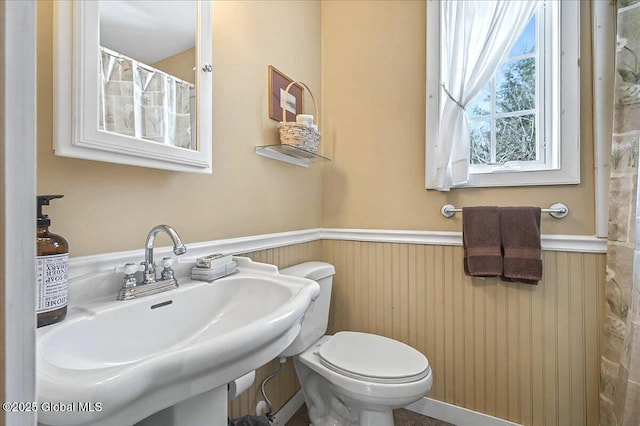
(36, 257, 319, 426)
(134, 387, 228, 426)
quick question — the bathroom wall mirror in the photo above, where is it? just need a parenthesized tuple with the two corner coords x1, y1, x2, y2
(54, 1, 212, 173)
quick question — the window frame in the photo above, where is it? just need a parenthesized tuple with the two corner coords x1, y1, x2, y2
(425, 0, 580, 188)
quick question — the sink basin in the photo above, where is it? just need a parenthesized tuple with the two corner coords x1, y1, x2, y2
(36, 257, 319, 426)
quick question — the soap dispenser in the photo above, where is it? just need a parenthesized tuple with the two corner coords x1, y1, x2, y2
(36, 195, 68, 327)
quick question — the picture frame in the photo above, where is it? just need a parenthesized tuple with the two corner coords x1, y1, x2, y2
(269, 65, 304, 122)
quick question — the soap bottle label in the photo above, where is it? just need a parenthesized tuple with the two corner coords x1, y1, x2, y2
(36, 253, 69, 313)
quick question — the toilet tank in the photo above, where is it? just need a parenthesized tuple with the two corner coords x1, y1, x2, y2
(278, 261, 335, 357)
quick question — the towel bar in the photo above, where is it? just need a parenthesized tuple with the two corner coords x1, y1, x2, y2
(440, 202, 569, 219)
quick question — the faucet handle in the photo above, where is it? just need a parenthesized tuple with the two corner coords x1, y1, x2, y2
(124, 263, 141, 275)
(151, 258, 175, 268)
(160, 257, 176, 281)
(122, 262, 143, 288)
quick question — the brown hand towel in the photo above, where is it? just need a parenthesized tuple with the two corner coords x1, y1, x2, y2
(463, 206, 502, 277)
(499, 207, 542, 284)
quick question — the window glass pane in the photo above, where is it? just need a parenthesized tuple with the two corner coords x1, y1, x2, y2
(495, 57, 535, 114)
(495, 114, 536, 163)
(466, 81, 491, 117)
(469, 119, 491, 164)
(508, 14, 536, 58)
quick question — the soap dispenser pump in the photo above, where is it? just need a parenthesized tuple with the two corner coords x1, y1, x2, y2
(36, 195, 68, 327)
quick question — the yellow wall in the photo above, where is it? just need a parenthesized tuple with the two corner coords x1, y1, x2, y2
(152, 48, 196, 84)
(37, 0, 322, 256)
(320, 0, 595, 236)
(316, 4, 602, 424)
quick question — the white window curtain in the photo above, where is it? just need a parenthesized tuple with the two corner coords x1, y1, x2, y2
(427, 0, 538, 191)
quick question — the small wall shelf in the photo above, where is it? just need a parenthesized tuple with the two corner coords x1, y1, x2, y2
(255, 144, 331, 168)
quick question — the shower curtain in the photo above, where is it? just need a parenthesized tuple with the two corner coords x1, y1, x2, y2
(601, 1, 640, 425)
(99, 47, 195, 150)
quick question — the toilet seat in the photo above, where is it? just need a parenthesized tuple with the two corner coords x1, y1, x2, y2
(317, 332, 430, 384)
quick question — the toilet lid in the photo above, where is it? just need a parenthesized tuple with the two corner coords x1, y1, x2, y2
(318, 332, 430, 384)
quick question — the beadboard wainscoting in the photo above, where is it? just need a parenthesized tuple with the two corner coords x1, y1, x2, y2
(322, 240, 605, 426)
(63, 229, 606, 424)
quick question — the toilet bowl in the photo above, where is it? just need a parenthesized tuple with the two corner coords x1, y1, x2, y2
(278, 262, 432, 425)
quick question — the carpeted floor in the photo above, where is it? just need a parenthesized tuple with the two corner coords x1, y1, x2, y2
(285, 404, 456, 426)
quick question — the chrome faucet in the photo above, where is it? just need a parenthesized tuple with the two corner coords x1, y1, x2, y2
(117, 225, 187, 300)
(143, 225, 187, 283)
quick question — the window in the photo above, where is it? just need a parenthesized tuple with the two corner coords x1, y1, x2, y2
(426, 0, 580, 188)
(467, 11, 540, 170)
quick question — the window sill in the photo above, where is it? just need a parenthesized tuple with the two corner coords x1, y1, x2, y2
(454, 167, 580, 188)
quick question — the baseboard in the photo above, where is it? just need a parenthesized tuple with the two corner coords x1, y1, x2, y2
(272, 389, 305, 426)
(405, 397, 522, 426)
(272, 390, 520, 426)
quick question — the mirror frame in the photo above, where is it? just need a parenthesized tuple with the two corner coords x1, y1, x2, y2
(54, 1, 212, 173)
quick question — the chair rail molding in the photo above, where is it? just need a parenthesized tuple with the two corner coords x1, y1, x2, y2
(69, 228, 606, 279)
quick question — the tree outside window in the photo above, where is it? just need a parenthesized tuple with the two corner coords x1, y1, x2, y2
(466, 14, 538, 167)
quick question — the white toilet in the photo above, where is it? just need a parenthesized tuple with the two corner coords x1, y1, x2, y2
(278, 261, 433, 426)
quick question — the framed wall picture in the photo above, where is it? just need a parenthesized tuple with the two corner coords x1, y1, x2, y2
(269, 65, 304, 122)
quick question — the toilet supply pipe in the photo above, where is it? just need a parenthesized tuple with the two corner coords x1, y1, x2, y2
(259, 357, 287, 421)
